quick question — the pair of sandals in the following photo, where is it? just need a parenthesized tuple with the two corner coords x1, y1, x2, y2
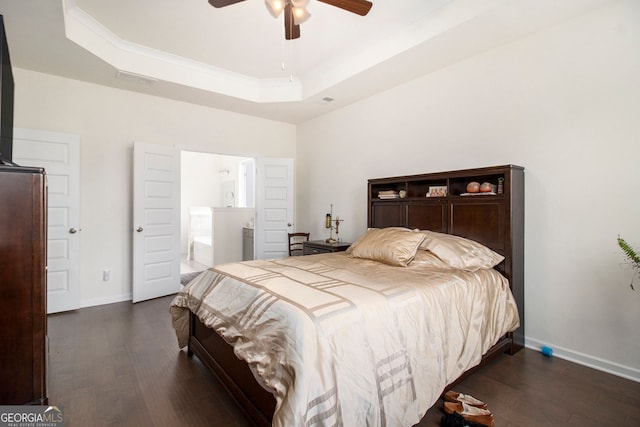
(441, 391, 494, 427)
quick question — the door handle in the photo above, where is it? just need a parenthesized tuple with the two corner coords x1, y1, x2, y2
(69, 227, 78, 234)
(136, 227, 144, 232)
(287, 223, 292, 227)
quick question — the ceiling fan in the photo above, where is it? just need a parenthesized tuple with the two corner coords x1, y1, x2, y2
(207, 0, 373, 40)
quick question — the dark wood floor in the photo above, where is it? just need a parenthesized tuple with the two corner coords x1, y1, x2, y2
(48, 295, 640, 427)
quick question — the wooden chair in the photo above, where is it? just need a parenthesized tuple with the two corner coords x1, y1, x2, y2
(288, 232, 310, 256)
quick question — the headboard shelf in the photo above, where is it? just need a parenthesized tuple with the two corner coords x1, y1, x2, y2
(368, 164, 525, 352)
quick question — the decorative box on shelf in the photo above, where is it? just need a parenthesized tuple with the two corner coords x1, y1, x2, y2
(427, 186, 447, 197)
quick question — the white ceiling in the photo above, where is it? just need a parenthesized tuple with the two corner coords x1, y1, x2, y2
(0, 0, 613, 124)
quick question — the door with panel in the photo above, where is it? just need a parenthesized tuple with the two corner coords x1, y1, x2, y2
(12, 128, 80, 314)
(255, 158, 294, 260)
(132, 142, 181, 303)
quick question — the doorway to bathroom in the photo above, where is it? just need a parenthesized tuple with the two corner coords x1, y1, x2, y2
(133, 143, 294, 302)
(180, 151, 255, 280)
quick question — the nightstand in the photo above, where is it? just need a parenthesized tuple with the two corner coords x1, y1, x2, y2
(303, 240, 351, 255)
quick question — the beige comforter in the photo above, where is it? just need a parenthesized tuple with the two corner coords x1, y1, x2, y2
(170, 252, 519, 427)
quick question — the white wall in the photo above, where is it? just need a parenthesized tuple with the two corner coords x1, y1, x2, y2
(13, 69, 296, 307)
(213, 208, 255, 265)
(297, 1, 640, 380)
(11, 0, 639, 382)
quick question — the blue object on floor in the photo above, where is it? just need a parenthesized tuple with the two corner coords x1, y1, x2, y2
(541, 345, 554, 357)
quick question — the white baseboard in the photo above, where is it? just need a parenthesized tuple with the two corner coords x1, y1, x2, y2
(80, 293, 132, 309)
(525, 337, 640, 383)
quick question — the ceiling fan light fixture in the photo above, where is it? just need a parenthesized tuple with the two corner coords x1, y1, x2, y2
(265, 0, 285, 18)
(211, 0, 373, 41)
(292, 7, 311, 25)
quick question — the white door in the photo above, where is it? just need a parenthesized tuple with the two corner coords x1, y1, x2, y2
(132, 142, 181, 303)
(255, 158, 294, 260)
(12, 128, 81, 314)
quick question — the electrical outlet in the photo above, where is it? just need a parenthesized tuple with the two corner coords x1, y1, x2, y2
(103, 269, 110, 281)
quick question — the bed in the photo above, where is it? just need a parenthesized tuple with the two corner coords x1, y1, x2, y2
(171, 165, 525, 427)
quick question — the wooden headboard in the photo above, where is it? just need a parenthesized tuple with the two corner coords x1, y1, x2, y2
(368, 164, 525, 351)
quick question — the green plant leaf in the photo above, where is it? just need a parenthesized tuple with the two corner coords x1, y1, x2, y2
(618, 236, 640, 269)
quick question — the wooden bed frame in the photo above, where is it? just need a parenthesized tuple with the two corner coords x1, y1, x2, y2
(187, 164, 525, 426)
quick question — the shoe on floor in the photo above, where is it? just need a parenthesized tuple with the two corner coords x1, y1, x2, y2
(441, 411, 491, 427)
(443, 402, 494, 427)
(443, 390, 489, 409)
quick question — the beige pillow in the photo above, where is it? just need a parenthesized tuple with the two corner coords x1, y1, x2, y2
(407, 250, 453, 270)
(419, 230, 504, 271)
(347, 228, 426, 267)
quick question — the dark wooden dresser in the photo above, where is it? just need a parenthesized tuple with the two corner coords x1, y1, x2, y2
(0, 165, 48, 405)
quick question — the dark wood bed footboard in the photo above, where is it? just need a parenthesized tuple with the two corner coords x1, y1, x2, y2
(189, 312, 275, 426)
(189, 313, 515, 426)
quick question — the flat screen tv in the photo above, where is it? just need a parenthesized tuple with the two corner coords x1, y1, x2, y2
(0, 15, 15, 163)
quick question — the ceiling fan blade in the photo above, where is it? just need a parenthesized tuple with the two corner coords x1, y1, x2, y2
(318, 0, 373, 16)
(284, 3, 301, 40)
(208, 0, 247, 8)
